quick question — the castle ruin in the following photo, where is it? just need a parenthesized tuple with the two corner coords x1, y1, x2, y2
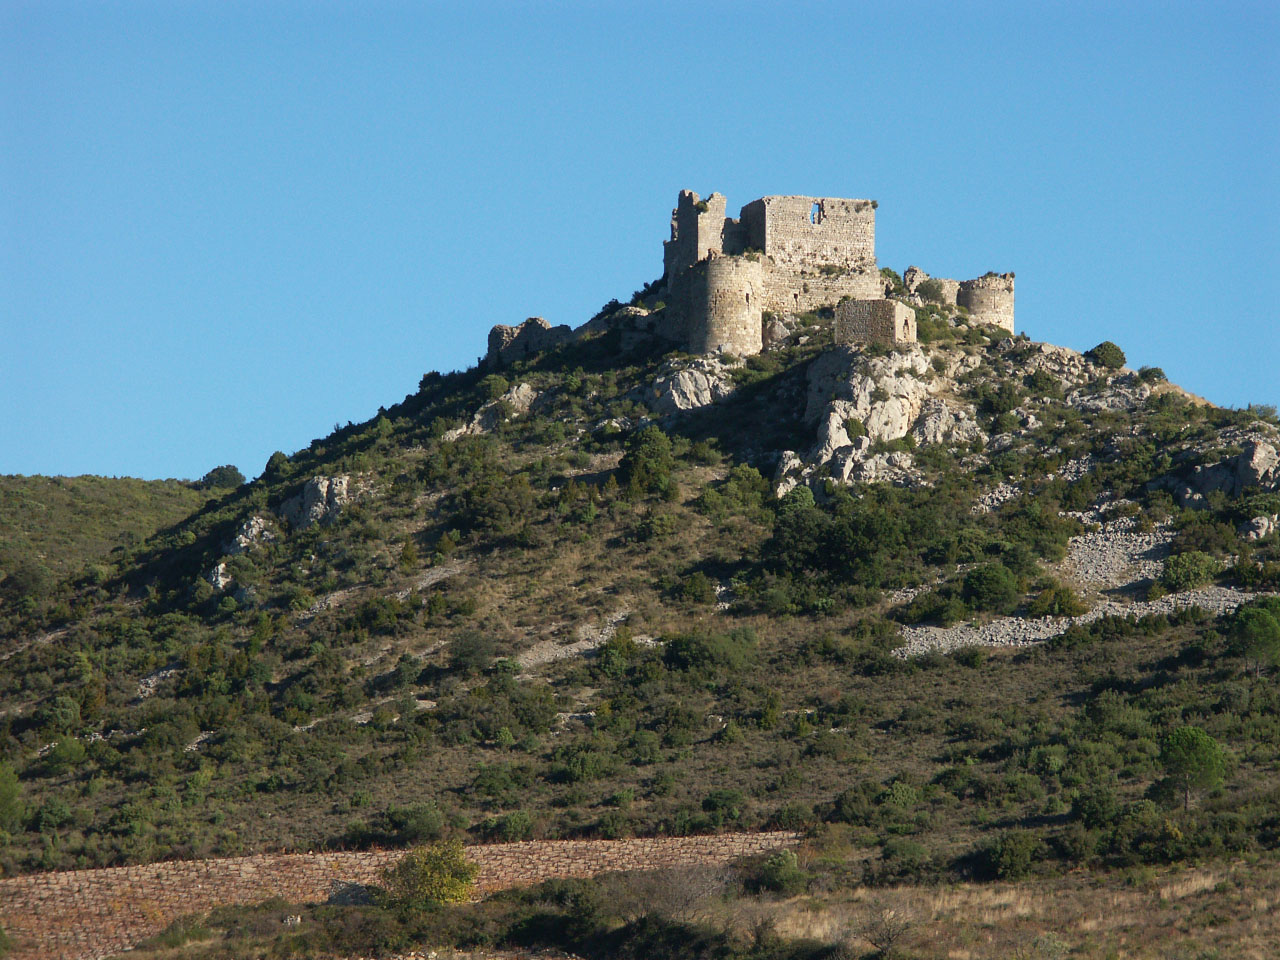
(484, 189, 1014, 365)
(661, 191, 883, 356)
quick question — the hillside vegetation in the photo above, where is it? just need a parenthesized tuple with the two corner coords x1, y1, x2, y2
(0, 473, 235, 584)
(3, 302, 1280, 958)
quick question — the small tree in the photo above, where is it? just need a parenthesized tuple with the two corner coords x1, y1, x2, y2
(1232, 606, 1280, 678)
(1160, 726, 1226, 811)
(1085, 340, 1126, 370)
(197, 465, 245, 489)
(380, 839, 478, 909)
(916, 278, 945, 303)
(963, 563, 1020, 614)
(848, 903, 915, 956)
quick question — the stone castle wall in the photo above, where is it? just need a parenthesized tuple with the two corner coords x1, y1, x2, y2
(834, 299, 917, 345)
(957, 272, 1015, 332)
(663, 190, 730, 277)
(740, 196, 876, 270)
(903, 266, 959, 306)
(680, 255, 764, 356)
(0, 833, 798, 960)
(759, 267, 883, 316)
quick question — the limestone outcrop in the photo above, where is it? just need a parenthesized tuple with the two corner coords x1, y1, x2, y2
(224, 515, 275, 555)
(280, 476, 351, 530)
(486, 317, 572, 367)
(778, 344, 986, 494)
(1242, 514, 1279, 541)
(444, 382, 540, 441)
(1152, 440, 1280, 507)
(638, 357, 737, 414)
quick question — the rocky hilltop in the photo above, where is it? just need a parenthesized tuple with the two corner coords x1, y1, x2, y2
(1, 274, 1278, 960)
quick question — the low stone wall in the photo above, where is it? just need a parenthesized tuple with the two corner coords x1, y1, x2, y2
(0, 832, 797, 960)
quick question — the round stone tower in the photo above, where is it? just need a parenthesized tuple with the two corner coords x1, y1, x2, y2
(957, 272, 1015, 332)
(684, 255, 764, 356)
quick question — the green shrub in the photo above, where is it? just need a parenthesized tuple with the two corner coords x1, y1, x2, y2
(478, 374, 509, 400)
(1086, 341, 1126, 370)
(379, 840, 478, 909)
(0, 763, 22, 835)
(678, 571, 717, 604)
(986, 830, 1044, 879)
(620, 426, 675, 498)
(1028, 582, 1088, 618)
(1159, 551, 1222, 591)
(482, 809, 533, 842)
(844, 417, 868, 439)
(755, 849, 808, 894)
(963, 563, 1021, 614)
(916, 278, 945, 302)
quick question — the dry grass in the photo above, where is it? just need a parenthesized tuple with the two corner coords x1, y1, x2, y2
(733, 855, 1280, 959)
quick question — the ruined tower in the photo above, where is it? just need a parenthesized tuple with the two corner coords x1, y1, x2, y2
(957, 272, 1015, 333)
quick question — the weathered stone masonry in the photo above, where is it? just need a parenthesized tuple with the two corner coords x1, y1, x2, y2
(484, 189, 1014, 364)
(957, 272, 1015, 333)
(835, 298, 917, 345)
(0, 832, 798, 960)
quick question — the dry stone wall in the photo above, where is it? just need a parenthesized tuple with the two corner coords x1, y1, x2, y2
(0, 832, 797, 960)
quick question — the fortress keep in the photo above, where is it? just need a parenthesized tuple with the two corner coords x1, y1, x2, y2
(485, 189, 1014, 364)
(661, 191, 883, 356)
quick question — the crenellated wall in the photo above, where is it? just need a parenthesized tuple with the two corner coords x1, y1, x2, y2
(0, 832, 799, 960)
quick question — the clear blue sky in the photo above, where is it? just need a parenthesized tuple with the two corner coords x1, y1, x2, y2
(2, 1, 1277, 481)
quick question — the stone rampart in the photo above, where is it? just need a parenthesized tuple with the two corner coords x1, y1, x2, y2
(680, 255, 764, 356)
(759, 267, 883, 316)
(957, 272, 1015, 332)
(740, 196, 876, 270)
(0, 832, 797, 960)
(902, 266, 959, 305)
(834, 299, 917, 345)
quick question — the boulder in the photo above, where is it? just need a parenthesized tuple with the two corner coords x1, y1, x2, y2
(1237, 441, 1279, 493)
(1241, 514, 1279, 541)
(1151, 440, 1280, 507)
(206, 562, 232, 591)
(762, 319, 790, 349)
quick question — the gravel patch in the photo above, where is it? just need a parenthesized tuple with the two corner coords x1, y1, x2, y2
(516, 609, 630, 669)
(895, 585, 1268, 658)
(1064, 519, 1172, 588)
(133, 662, 180, 702)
